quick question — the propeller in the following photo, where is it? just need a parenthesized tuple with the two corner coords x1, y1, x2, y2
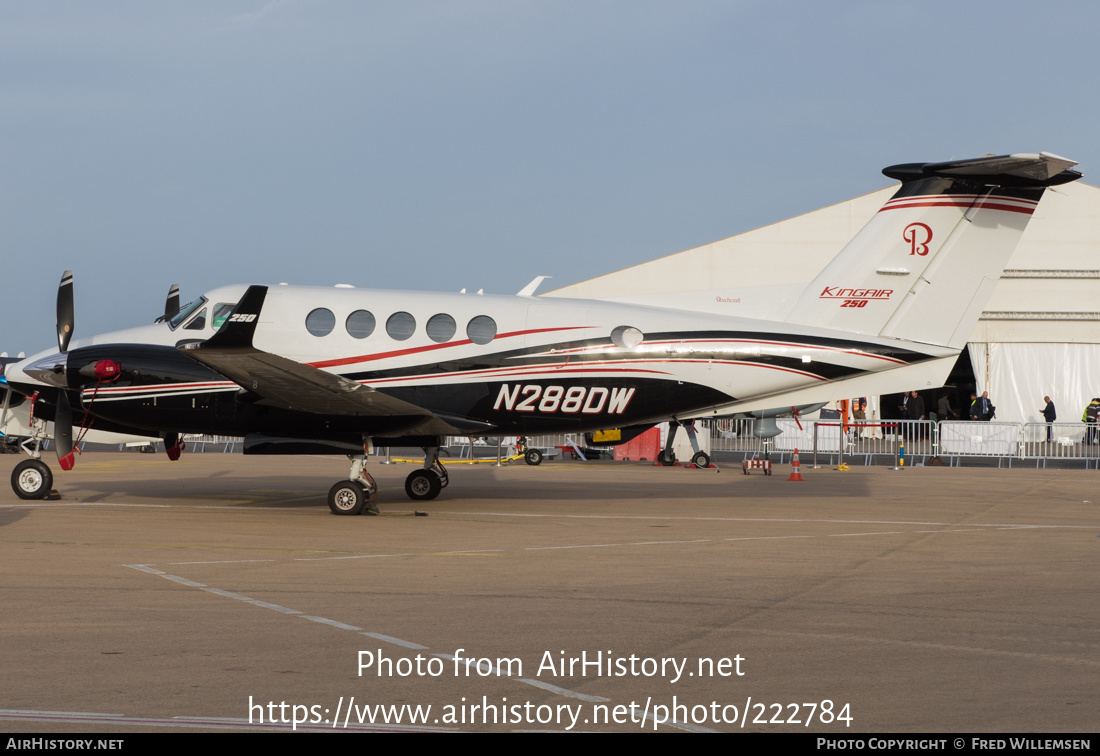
(57, 270, 74, 354)
(164, 284, 180, 321)
(56, 391, 75, 470)
(54, 270, 76, 470)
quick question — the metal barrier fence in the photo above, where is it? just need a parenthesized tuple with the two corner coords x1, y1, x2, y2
(106, 424, 1100, 468)
(711, 419, 936, 467)
(713, 419, 1100, 468)
(937, 422, 1020, 466)
(1018, 422, 1100, 468)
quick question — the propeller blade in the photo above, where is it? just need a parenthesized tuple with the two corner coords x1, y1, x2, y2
(57, 270, 75, 353)
(164, 284, 180, 320)
(56, 391, 75, 471)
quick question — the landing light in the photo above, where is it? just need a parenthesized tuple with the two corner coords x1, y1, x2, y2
(802, 355, 812, 363)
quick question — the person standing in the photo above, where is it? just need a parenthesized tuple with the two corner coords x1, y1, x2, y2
(1041, 396, 1056, 441)
(937, 394, 954, 420)
(908, 391, 926, 421)
(907, 390, 926, 442)
(1085, 399, 1100, 444)
(853, 397, 867, 422)
(979, 391, 994, 421)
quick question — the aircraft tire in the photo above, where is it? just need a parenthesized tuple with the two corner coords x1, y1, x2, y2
(405, 470, 442, 501)
(524, 449, 543, 466)
(658, 450, 676, 467)
(328, 480, 366, 515)
(691, 451, 710, 469)
(12, 459, 53, 500)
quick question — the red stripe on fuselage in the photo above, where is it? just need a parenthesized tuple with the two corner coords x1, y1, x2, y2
(307, 326, 593, 369)
(362, 358, 826, 385)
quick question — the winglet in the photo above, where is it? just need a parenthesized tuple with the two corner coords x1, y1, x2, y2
(189, 285, 269, 351)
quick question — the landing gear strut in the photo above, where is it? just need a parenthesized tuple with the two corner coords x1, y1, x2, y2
(325, 441, 449, 513)
(327, 453, 380, 516)
(405, 445, 448, 501)
(9, 410, 55, 500)
(683, 420, 709, 468)
(660, 421, 680, 466)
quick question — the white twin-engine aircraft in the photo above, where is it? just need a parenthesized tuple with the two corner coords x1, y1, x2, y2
(3, 152, 1082, 514)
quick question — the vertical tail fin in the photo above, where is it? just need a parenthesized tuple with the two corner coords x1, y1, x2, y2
(785, 152, 1081, 348)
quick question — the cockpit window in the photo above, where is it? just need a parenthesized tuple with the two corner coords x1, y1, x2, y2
(184, 308, 208, 330)
(212, 303, 237, 330)
(168, 297, 208, 330)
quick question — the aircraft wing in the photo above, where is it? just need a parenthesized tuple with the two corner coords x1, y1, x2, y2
(179, 286, 488, 436)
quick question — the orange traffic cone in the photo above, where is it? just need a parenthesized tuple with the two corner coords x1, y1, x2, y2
(787, 448, 804, 481)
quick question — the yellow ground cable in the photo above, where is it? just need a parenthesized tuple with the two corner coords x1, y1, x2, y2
(388, 454, 525, 465)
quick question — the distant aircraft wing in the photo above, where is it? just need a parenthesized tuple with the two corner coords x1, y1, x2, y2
(179, 286, 491, 436)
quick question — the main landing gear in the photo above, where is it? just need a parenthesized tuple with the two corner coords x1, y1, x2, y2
(405, 446, 448, 501)
(326, 444, 449, 514)
(327, 454, 380, 516)
(659, 420, 710, 469)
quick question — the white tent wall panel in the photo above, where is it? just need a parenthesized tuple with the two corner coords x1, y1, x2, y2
(969, 342, 1100, 426)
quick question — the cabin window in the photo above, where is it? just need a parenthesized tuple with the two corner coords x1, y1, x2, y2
(386, 311, 416, 341)
(611, 325, 644, 348)
(346, 310, 376, 339)
(467, 315, 497, 345)
(426, 314, 456, 343)
(305, 308, 336, 337)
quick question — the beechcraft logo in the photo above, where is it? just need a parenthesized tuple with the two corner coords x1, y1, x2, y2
(494, 384, 635, 415)
(903, 222, 932, 256)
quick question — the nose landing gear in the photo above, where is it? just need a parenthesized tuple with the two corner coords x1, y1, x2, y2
(11, 458, 53, 500)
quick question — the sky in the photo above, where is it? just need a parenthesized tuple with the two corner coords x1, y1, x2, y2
(2, 0, 1099, 352)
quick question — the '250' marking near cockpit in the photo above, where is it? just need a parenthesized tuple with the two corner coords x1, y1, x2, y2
(494, 384, 636, 414)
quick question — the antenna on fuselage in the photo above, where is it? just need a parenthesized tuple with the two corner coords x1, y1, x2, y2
(517, 275, 552, 296)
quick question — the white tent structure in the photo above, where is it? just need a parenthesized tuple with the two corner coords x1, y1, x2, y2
(551, 181, 1100, 427)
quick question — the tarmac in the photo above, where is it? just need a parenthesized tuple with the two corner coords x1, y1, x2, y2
(1, 451, 1097, 733)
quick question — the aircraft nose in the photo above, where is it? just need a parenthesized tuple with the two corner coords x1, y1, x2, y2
(15, 351, 70, 389)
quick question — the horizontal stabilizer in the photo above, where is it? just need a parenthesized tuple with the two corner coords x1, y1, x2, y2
(884, 152, 1081, 187)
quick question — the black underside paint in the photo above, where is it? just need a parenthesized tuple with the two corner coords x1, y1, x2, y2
(48, 330, 934, 453)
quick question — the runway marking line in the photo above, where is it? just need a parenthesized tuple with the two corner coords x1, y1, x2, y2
(116, 512, 1073, 733)
(121, 563, 708, 732)
(6, 500, 1099, 533)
